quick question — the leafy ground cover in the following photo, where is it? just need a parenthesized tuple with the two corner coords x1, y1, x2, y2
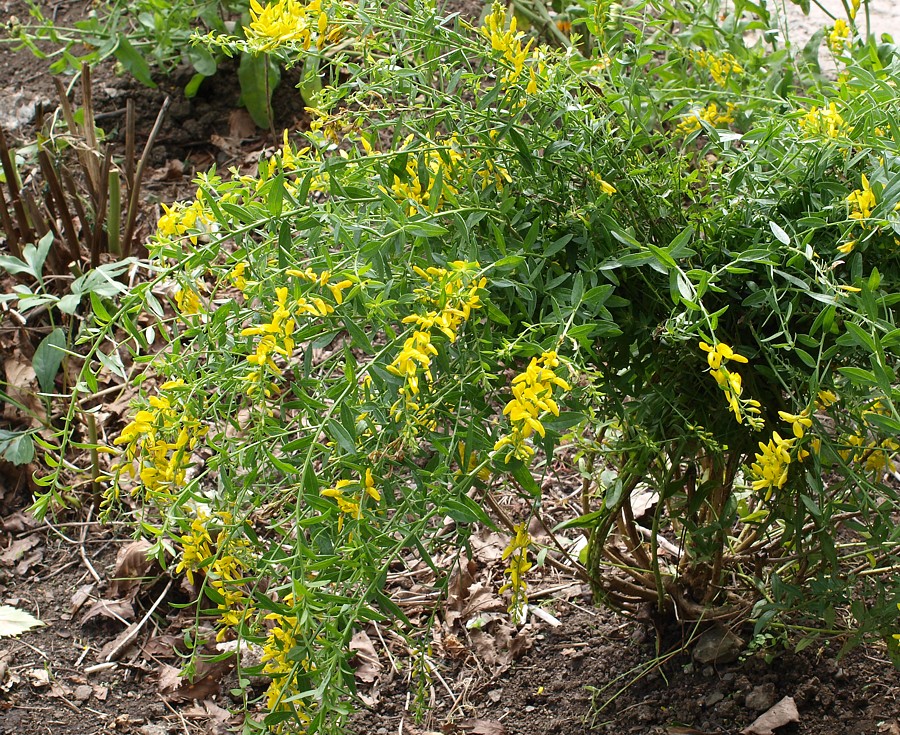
(2, 0, 900, 733)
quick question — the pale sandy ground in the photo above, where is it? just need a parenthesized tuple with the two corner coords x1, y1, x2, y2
(781, 0, 900, 46)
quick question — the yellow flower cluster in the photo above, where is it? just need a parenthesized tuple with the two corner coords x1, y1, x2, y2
(494, 350, 571, 463)
(751, 431, 796, 499)
(113, 380, 207, 502)
(241, 287, 297, 397)
(847, 174, 876, 223)
(689, 49, 743, 86)
(261, 597, 312, 726)
(288, 266, 354, 305)
(174, 511, 255, 640)
(828, 18, 850, 55)
(676, 102, 736, 135)
(499, 523, 533, 621)
(699, 341, 762, 428)
(244, 0, 329, 52)
(157, 200, 212, 245)
(388, 262, 486, 402)
(588, 171, 617, 195)
(841, 400, 900, 473)
(798, 102, 848, 138)
(174, 285, 203, 316)
(381, 135, 464, 216)
(320, 469, 380, 531)
(481, 3, 534, 87)
(228, 262, 249, 293)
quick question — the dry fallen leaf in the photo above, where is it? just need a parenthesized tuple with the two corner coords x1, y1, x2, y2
(80, 598, 136, 625)
(350, 629, 382, 684)
(108, 539, 159, 599)
(157, 659, 230, 701)
(0, 605, 44, 638)
(443, 719, 507, 735)
(741, 696, 800, 735)
(0, 535, 40, 566)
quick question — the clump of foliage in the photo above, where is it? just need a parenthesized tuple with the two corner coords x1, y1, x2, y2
(22, 0, 900, 732)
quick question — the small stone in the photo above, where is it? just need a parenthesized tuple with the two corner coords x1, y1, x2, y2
(692, 625, 744, 665)
(705, 690, 725, 707)
(745, 683, 777, 712)
(73, 684, 92, 702)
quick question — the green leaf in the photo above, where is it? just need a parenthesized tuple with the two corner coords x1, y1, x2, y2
(114, 37, 156, 88)
(188, 45, 217, 76)
(509, 460, 541, 497)
(838, 366, 878, 387)
(769, 220, 791, 245)
(0, 605, 44, 638)
(0, 430, 34, 465)
(238, 51, 279, 129)
(443, 496, 492, 525)
(184, 73, 207, 99)
(404, 220, 449, 237)
(32, 328, 67, 393)
(326, 419, 357, 456)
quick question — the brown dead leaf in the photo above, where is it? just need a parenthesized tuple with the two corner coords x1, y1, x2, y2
(470, 530, 506, 564)
(350, 630, 382, 684)
(142, 633, 185, 658)
(462, 582, 503, 619)
(443, 719, 507, 735)
(151, 159, 184, 181)
(468, 622, 533, 675)
(182, 699, 233, 735)
(108, 539, 159, 599)
(439, 633, 468, 661)
(1, 511, 38, 533)
(878, 722, 900, 735)
(2, 351, 42, 425)
(228, 109, 257, 139)
(158, 659, 230, 701)
(740, 696, 800, 735)
(70, 583, 96, 614)
(80, 598, 135, 625)
(0, 534, 40, 566)
(15, 548, 42, 575)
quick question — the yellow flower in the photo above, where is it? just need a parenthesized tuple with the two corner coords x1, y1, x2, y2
(798, 102, 847, 139)
(175, 286, 202, 316)
(836, 240, 856, 254)
(828, 18, 850, 54)
(689, 49, 743, 86)
(494, 351, 570, 463)
(751, 431, 795, 498)
(481, 2, 535, 87)
(500, 523, 533, 620)
(228, 262, 249, 292)
(387, 330, 438, 396)
(847, 174, 876, 222)
(245, 0, 315, 52)
(778, 407, 813, 438)
(676, 102, 736, 135)
(699, 340, 748, 370)
(816, 390, 838, 409)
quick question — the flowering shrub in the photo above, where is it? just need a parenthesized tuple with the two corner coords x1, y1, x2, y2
(30, 0, 900, 731)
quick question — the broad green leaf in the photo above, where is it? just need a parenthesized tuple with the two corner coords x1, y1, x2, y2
(114, 37, 156, 88)
(238, 51, 280, 129)
(0, 430, 34, 465)
(32, 328, 67, 393)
